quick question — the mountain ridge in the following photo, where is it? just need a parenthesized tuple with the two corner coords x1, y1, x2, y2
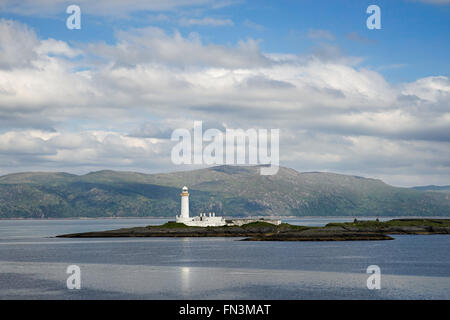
(0, 165, 448, 218)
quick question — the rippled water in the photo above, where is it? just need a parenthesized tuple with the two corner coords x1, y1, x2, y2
(0, 218, 449, 299)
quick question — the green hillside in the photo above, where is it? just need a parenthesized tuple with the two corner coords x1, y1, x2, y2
(412, 185, 450, 194)
(0, 165, 448, 218)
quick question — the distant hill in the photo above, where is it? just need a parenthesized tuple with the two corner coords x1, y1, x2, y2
(412, 185, 450, 193)
(0, 165, 449, 218)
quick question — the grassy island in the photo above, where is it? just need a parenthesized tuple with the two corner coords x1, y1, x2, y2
(57, 219, 450, 241)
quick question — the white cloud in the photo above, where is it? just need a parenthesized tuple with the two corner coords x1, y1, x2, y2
(0, 0, 233, 16)
(307, 29, 335, 41)
(243, 19, 265, 31)
(0, 130, 170, 172)
(345, 32, 375, 44)
(0, 20, 449, 186)
(179, 17, 234, 26)
(87, 27, 269, 68)
(401, 76, 450, 103)
(0, 19, 39, 69)
(36, 39, 83, 58)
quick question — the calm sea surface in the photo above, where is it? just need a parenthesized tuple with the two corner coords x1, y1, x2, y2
(0, 217, 449, 299)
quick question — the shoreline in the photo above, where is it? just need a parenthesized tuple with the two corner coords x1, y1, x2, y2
(56, 219, 450, 242)
(3, 215, 450, 221)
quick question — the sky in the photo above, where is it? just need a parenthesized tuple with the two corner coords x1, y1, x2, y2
(0, 0, 449, 186)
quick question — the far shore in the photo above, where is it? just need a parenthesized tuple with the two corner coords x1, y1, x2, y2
(0, 216, 170, 221)
(2, 215, 450, 221)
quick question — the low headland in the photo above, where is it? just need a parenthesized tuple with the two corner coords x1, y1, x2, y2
(57, 218, 450, 241)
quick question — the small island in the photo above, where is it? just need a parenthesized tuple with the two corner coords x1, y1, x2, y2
(57, 219, 450, 241)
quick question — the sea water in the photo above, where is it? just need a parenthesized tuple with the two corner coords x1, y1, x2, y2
(0, 218, 449, 299)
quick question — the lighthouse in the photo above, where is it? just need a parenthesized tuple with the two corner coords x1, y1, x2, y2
(175, 186, 226, 227)
(180, 186, 189, 220)
(174, 185, 279, 227)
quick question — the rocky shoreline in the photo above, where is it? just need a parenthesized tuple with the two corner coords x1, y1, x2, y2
(56, 219, 450, 241)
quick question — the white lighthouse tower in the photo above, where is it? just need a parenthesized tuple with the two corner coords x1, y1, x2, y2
(180, 186, 189, 221)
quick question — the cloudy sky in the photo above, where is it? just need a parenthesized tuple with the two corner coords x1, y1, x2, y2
(0, 0, 449, 186)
